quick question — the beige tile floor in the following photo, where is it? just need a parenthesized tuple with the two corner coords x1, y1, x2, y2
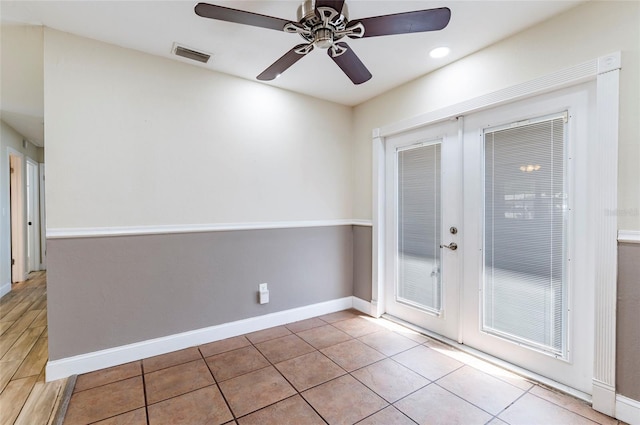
(61, 309, 623, 425)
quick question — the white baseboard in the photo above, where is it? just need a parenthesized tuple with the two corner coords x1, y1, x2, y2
(0, 282, 11, 299)
(46, 296, 359, 381)
(352, 297, 373, 316)
(593, 380, 617, 416)
(616, 394, 640, 425)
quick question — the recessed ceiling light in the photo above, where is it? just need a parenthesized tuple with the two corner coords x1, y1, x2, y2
(429, 47, 450, 59)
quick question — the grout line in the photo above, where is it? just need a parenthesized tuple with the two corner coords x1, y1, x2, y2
(387, 381, 436, 406)
(201, 348, 237, 422)
(491, 383, 534, 422)
(432, 382, 503, 419)
(228, 339, 295, 421)
(80, 407, 145, 425)
(525, 389, 604, 424)
(72, 365, 145, 394)
(355, 405, 419, 425)
(430, 363, 470, 384)
(298, 393, 331, 425)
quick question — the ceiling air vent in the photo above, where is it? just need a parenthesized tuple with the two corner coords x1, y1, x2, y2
(172, 43, 211, 63)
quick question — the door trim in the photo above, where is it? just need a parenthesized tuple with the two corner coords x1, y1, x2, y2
(372, 52, 621, 414)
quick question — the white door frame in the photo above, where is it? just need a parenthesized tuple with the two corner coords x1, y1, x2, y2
(8, 147, 26, 283)
(372, 52, 620, 415)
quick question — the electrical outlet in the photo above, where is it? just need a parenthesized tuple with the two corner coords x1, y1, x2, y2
(258, 283, 269, 304)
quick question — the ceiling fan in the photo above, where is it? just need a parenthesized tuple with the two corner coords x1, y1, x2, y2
(195, 0, 451, 85)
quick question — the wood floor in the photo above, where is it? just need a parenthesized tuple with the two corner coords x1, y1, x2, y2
(0, 271, 67, 425)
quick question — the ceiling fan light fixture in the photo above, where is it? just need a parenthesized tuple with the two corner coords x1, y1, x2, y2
(314, 28, 334, 48)
(429, 46, 450, 59)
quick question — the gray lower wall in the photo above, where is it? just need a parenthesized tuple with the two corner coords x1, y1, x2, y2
(47, 225, 354, 360)
(353, 225, 372, 302)
(47, 222, 639, 403)
(616, 242, 640, 401)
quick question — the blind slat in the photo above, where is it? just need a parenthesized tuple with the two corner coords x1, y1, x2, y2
(483, 117, 567, 355)
(397, 143, 442, 312)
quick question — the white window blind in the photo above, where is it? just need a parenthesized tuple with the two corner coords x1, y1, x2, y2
(397, 143, 442, 313)
(483, 115, 567, 356)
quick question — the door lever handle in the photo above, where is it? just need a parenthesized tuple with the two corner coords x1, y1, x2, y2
(440, 242, 458, 251)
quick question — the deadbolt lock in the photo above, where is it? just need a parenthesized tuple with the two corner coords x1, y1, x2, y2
(450, 226, 458, 234)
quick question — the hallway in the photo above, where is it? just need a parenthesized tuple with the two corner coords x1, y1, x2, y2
(0, 272, 66, 425)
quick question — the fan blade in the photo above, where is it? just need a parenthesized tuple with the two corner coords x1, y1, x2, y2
(355, 7, 451, 38)
(195, 3, 290, 32)
(316, 0, 345, 14)
(257, 44, 313, 81)
(327, 42, 372, 85)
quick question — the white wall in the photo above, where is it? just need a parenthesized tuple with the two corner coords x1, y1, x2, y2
(44, 29, 353, 230)
(353, 0, 640, 231)
(0, 25, 45, 146)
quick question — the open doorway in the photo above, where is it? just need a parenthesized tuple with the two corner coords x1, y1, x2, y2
(8, 150, 44, 284)
(26, 158, 40, 273)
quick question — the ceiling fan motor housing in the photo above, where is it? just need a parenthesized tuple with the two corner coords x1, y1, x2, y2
(296, 0, 350, 49)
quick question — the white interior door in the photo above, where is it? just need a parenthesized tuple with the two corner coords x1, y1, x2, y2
(384, 119, 462, 340)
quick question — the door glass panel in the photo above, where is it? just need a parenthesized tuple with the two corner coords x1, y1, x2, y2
(397, 143, 442, 313)
(483, 116, 567, 356)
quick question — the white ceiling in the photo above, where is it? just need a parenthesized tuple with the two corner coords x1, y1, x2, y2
(1, 0, 582, 146)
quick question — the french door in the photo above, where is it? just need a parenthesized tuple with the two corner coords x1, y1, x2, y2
(384, 119, 461, 340)
(384, 82, 594, 394)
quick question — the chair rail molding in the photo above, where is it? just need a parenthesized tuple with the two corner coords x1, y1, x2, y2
(47, 220, 367, 239)
(618, 230, 640, 244)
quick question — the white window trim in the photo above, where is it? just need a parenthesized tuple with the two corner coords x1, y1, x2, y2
(372, 52, 621, 416)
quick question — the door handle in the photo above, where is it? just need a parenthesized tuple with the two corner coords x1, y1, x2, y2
(440, 242, 458, 251)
